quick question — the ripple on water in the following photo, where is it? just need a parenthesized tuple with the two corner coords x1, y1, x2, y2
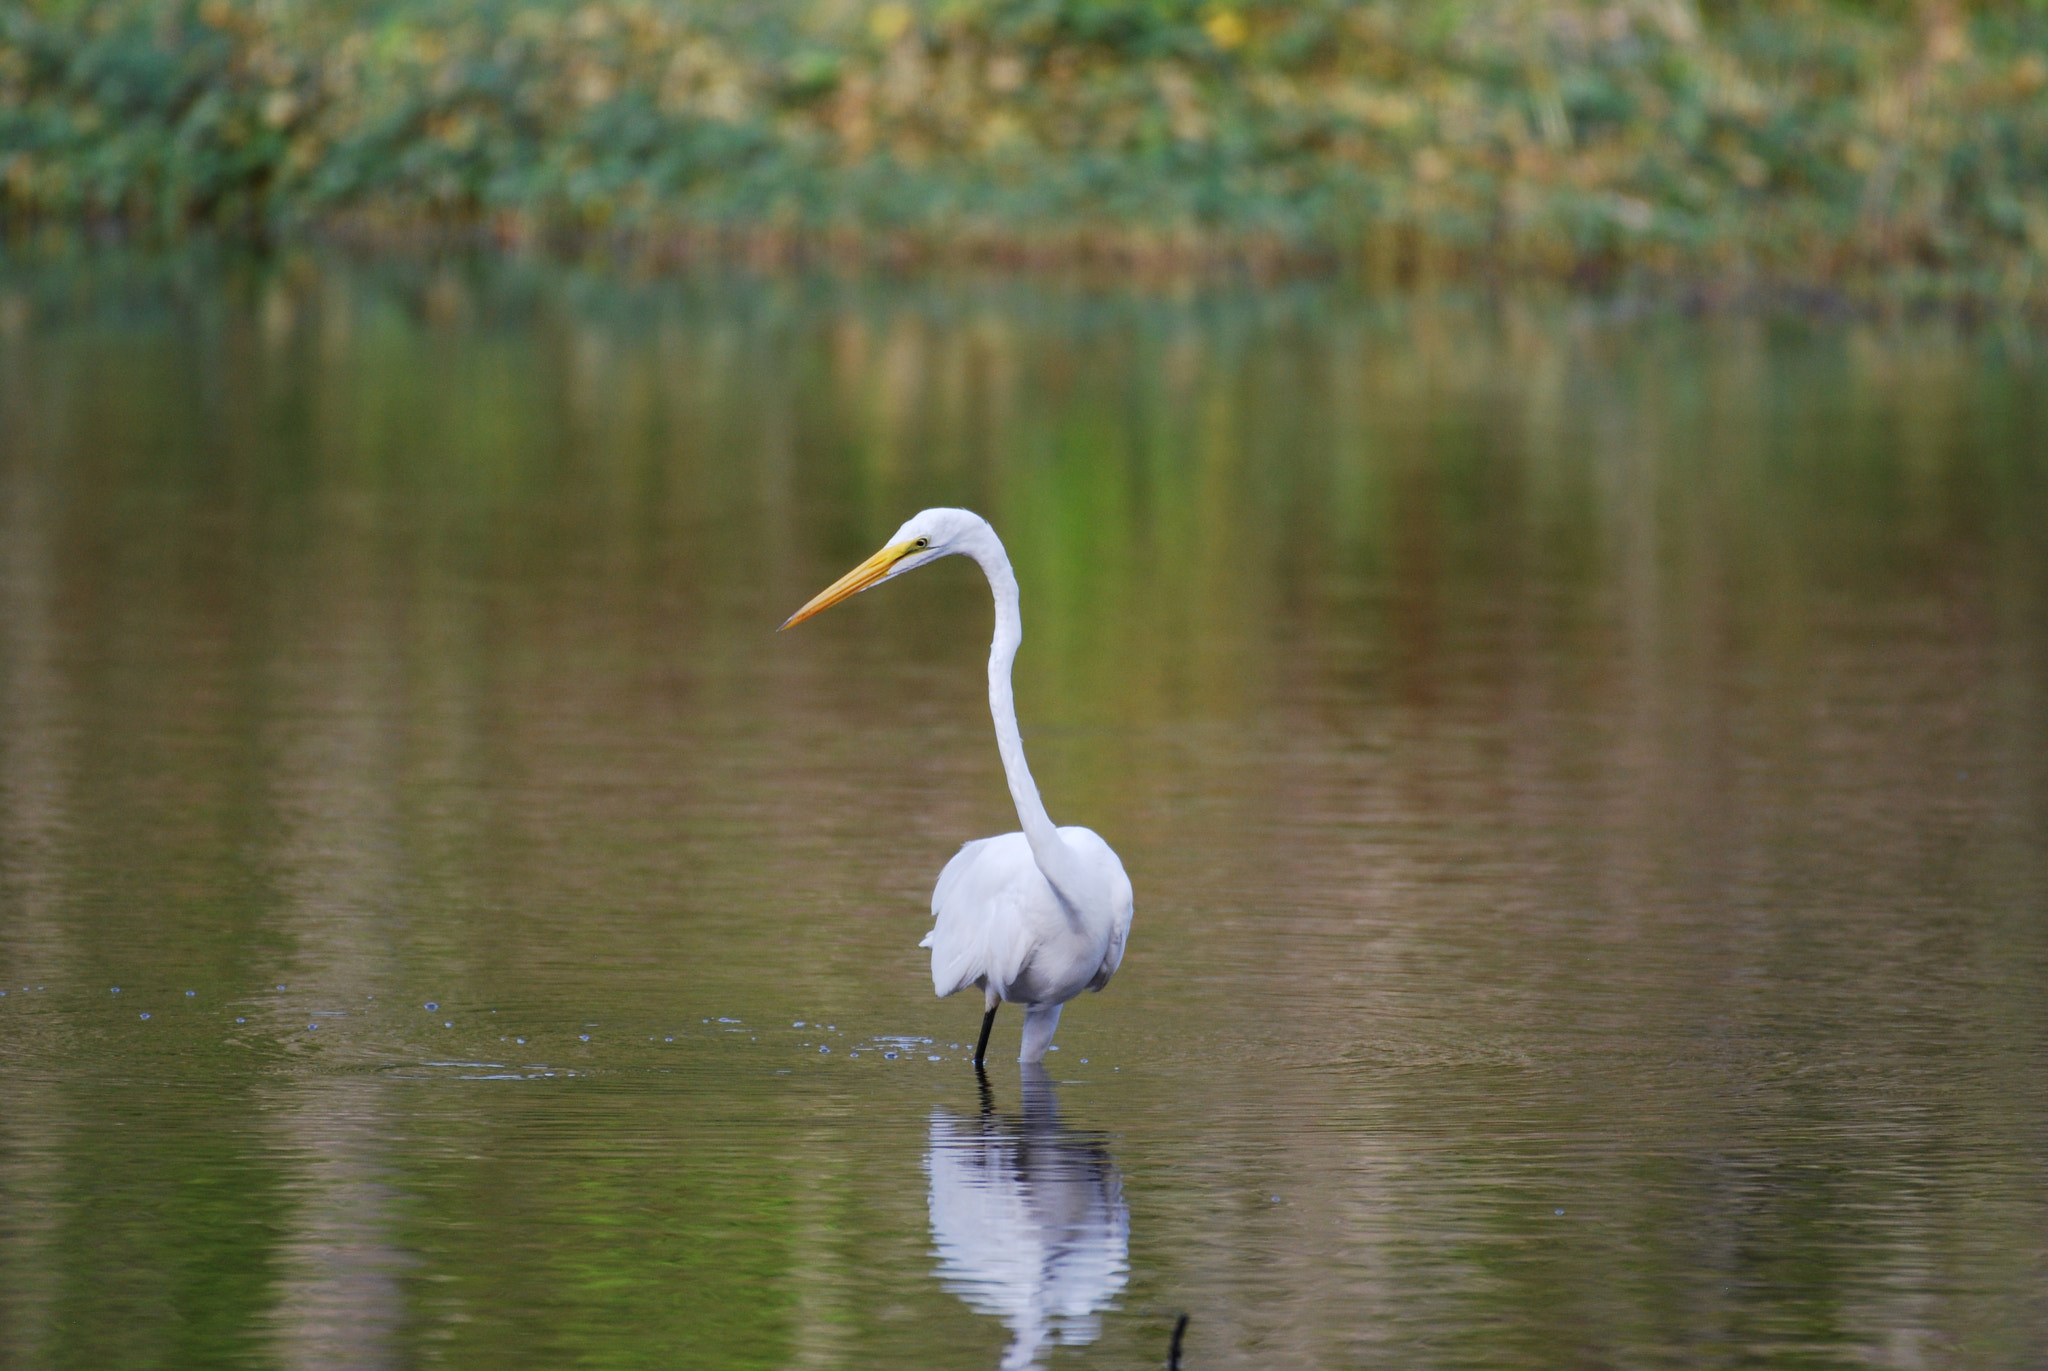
(384, 1061, 580, 1081)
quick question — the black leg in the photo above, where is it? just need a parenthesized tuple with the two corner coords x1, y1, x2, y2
(973, 1003, 998, 1068)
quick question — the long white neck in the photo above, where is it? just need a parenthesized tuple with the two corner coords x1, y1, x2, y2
(962, 526, 1089, 912)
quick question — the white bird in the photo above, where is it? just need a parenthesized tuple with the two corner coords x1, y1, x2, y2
(780, 508, 1134, 1066)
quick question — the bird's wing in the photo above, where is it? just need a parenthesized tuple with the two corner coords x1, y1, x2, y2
(930, 835, 1002, 924)
(922, 833, 1041, 999)
(1090, 916, 1126, 992)
(1079, 836, 1134, 991)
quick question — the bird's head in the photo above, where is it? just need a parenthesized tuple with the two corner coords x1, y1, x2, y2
(778, 508, 984, 630)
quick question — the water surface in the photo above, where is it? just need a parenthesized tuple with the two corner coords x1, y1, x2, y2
(1, 260, 2044, 1369)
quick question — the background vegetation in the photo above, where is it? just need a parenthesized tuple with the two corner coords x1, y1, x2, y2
(4, 0, 2047, 297)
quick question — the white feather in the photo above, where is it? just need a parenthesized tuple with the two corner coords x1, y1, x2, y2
(922, 827, 1134, 1008)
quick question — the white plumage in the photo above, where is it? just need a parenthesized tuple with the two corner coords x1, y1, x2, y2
(782, 508, 1135, 1064)
(923, 827, 1133, 1061)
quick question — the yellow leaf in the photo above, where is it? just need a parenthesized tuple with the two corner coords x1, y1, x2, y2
(1203, 10, 1247, 52)
(869, 3, 912, 44)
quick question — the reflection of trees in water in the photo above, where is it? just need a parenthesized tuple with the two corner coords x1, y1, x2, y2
(0, 355, 69, 1368)
(926, 1067, 1128, 1371)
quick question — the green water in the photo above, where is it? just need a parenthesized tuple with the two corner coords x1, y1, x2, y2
(0, 260, 2044, 1370)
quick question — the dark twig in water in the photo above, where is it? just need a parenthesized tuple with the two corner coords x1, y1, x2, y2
(1168, 1312, 1189, 1369)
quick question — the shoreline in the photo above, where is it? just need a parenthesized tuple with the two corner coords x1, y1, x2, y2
(4, 217, 2040, 327)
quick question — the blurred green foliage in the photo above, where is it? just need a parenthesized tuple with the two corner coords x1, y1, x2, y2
(3, 0, 2047, 294)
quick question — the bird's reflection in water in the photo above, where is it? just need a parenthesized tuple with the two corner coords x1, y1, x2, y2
(925, 1065, 1130, 1370)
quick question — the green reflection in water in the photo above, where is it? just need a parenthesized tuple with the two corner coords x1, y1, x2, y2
(0, 258, 2045, 1370)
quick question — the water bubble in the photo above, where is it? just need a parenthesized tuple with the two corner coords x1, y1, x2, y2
(884, 1052, 898, 1059)
(664, 1037, 673, 1043)
(1554, 1209, 1565, 1216)
(819, 1046, 830, 1054)
(1080, 1059, 1088, 1063)
(1047, 1045, 1058, 1051)
(579, 1035, 590, 1042)
(793, 1021, 805, 1027)
(516, 1038, 525, 1044)
(849, 1052, 859, 1058)
(424, 1002, 439, 1011)
(236, 1018, 246, 1024)
(717, 1017, 740, 1024)
(927, 1055, 942, 1061)
(1271, 1195, 1281, 1203)
(950, 1043, 960, 1049)
(185, 990, 196, 997)
(276, 985, 285, 991)
(444, 1022, 453, 1028)
(140, 1013, 151, 1020)
(309, 1023, 319, 1030)
(111, 988, 120, 994)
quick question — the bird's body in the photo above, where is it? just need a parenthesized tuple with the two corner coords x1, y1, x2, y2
(926, 827, 1132, 1061)
(781, 508, 1134, 1064)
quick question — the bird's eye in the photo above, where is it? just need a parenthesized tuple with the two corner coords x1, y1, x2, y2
(913, 537, 930, 549)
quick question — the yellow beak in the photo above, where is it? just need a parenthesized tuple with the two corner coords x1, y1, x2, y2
(779, 540, 919, 630)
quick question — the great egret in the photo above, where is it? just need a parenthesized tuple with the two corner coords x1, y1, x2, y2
(780, 508, 1134, 1066)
